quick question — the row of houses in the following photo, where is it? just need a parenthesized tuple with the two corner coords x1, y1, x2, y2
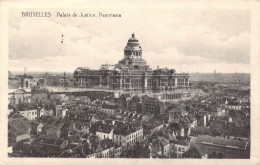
(118, 94, 165, 115)
(93, 121, 144, 150)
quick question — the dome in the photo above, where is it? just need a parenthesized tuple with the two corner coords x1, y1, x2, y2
(128, 33, 138, 42)
(124, 33, 142, 52)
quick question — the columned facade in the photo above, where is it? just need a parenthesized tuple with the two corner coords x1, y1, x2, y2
(73, 33, 189, 92)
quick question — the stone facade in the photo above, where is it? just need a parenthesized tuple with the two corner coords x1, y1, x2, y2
(73, 33, 189, 92)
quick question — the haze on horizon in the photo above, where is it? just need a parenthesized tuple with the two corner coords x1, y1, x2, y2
(9, 8, 250, 73)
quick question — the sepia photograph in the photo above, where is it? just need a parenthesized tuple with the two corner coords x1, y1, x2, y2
(1, 0, 259, 164)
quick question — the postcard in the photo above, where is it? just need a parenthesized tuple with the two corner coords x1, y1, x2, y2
(0, 0, 259, 165)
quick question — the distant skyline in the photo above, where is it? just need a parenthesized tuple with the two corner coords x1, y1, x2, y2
(9, 9, 250, 73)
(9, 70, 250, 75)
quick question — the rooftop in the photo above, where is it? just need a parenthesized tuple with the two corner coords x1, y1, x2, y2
(197, 135, 248, 149)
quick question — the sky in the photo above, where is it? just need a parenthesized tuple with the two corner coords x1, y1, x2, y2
(8, 7, 250, 73)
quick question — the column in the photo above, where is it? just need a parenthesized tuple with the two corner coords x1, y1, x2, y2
(175, 78, 178, 87)
(107, 76, 109, 88)
(80, 77, 83, 87)
(142, 73, 147, 93)
(99, 75, 102, 87)
(119, 76, 123, 90)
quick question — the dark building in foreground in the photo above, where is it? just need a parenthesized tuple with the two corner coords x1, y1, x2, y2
(196, 135, 250, 159)
(73, 33, 189, 92)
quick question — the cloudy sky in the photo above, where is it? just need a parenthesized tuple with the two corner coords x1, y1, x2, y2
(8, 7, 250, 73)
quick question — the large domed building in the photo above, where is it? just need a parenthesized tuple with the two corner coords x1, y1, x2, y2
(73, 33, 189, 92)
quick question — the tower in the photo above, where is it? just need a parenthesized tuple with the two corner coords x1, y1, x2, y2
(124, 33, 142, 59)
(21, 77, 30, 88)
(118, 33, 148, 70)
